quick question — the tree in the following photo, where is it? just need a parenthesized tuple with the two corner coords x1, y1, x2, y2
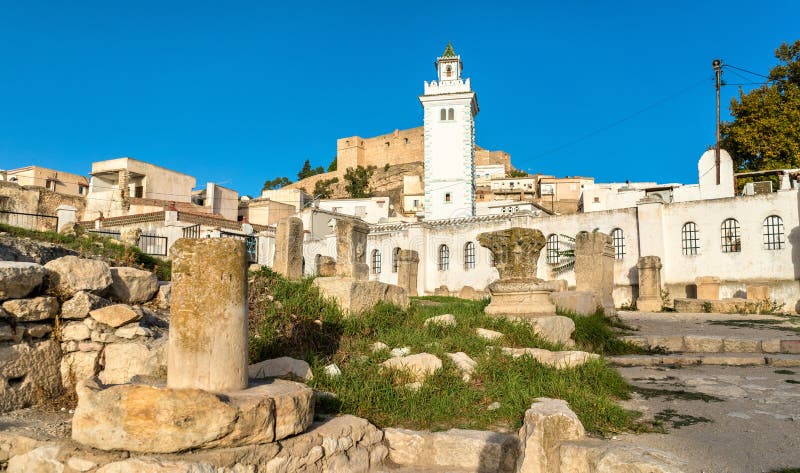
(508, 169, 528, 177)
(327, 157, 337, 172)
(344, 165, 376, 198)
(297, 160, 325, 181)
(313, 177, 339, 199)
(721, 40, 800, 172)
(262, 176, 292, 191)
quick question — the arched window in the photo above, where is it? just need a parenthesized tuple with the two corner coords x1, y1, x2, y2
(681, 222, 699, 255)
(763, 215, 785, 250)
(448, 108, 454, 121)
(610, 228, 625, 260)
(438, 244, 450, 271)
(546, 234, 560, 265)
(371, 249, 382, 274)
(392, 247, 401, 273)
(440, 108, 447, 121)
(464, 242, 476, 270)
(721, 218, 741, 253)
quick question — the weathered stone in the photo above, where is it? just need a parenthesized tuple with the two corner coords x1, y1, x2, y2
(60, 351, 100, 388)
(549, 291, 597, 316)
(255, 379, 314, 441)
(478, 227, 546, 280)
(0, 322, 23, 343)
(433, 285, 450, 297)
(313, 276, 408, 314)
(390, 347, 411, 357)
(648, 336, 685, 352)
(695, 276, 721, 301)
(96, 458, 217, 473)
(558, 439, 686, 473)
(317, 256, 337, 277)
(89, 304, 142, 328)
(476, 328, 504, 340)
(78, 341, 103, 352)
(371, 341, 390, 352)
(381, 353, 442, 382)
(384, 428, 517, 472)
(723, 338, 762, 353)
(516, 398, 585, 473)
(99, 339, 167, 385)
(0, 261, 46, 301)
(2, 296, 59, 321)
(762, 338, 782, 353)
(683, 335, 724, 353)
(781, 339, 800, 354)
(424, 313, 457, 327)
(0, 340, 62, 413)
(636, 256, 662, 312)
(459, 286, 484, 300)
(22, 323, 53, 339)
(169, 238, 248, 392)
(6, 446, 63, 473)
(114, 323, 153, 339)
(44, 256, 112, 297)
(273, 217, 304, 280)
(61, 291, 110, 319)
(574, 231, 616, 316)
(334, 217, 370, 280)
(91, 331, 118, 344)
(155, 282, 172, 309)
(397, 250, 419, 297)
(524, 315, 575, 345)
(108, 267, 159, 304)
(324, 363, 342, 377)
(746, 284, 770, 301)
(67, 457, 98, 472)
(248, 356, 313, 380)
(501, 347, 599, 369)
(446, 352, 476, 382)
(60, 322, 91, 341)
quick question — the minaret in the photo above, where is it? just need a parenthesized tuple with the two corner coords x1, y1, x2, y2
(419, 42, 479, 220)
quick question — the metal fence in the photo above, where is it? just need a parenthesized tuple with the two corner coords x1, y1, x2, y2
(0, 210, 58, 232)
(138, 234, 168, 256)
(220, 231, 258, 263)
(87, 229, 122, 240)
(182, 224, 200, 239)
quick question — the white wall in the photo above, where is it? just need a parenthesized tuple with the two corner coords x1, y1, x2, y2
(317, 197, 390, 224)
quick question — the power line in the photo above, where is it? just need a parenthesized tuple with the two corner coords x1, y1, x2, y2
(723, 63, 773, 80)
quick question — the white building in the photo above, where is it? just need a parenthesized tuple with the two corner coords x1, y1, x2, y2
(475, 164, 506, 184)
(316, 197, 391, 224)
(420, 43, 478, 220)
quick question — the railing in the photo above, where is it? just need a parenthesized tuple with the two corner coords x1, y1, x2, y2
(182, 224, 200, 239)
(0, 210, 58, 232)
(220, 231, 258, 263)
(87, 229, 122, 240)
(139, 234, 168, 256)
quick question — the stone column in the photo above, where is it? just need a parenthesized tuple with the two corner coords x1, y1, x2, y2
(397, 250, 420, 297)
(334, 218, 369, 280)
(272, 217, 303, 280)
(56, 205, 77, 232)
(636, 256, 662, 312)
(168, 238, 248, 392)
(574, 231, 616, 315)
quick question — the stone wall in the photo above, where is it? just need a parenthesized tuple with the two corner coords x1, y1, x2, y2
(0, 181, 86, 221)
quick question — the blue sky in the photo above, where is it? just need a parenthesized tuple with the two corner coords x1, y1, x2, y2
(1, 1, 798, 196)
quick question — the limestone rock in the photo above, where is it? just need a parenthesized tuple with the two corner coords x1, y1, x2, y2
(60, 351, 100, 388)
(371, 342, 389, 352)
(317, 256, 337, 277)
(44, 256, 112, 297)
(23, 323, 53, 339)
(459, 286, 485, 300)
(99, 338, 167, 385)
(0, 340, 62, 413)
(248, 356, 313, 380)
(476, 328, 504, 340)
(155, 282, 172, 309)
(89, 304, 142, 328)
(384, 428, 517, 472)
(389, 347, 411, 357)
(108, 267, 159, 304)
(424, 313, 457, 327)
(524, 315, 575, 345)
(2, 296, 59, 321)
(0, 262, 46, 301)
(313, 277, 409, 314)
(684, 335, 724, 353)
(72, 378, 238, 453)
(60, 322, 91, 341)
(7, 446, 63, 473)
(446, 352, 477, 382)
(273, 217, 304, 280)
(478, 227, 546, 280)
(252, 379, 314, 442)
(433, 285, 450, 296)
(558, 439, 686, 473)
(61, 291, 110, 319)
(67, 457, 98, 472)
(114, 323, 153, 339)
(96, 458, 217, 473)
(0, 322, 23, 343)
(516, 398, 585, 473)
(381, 353, 442, 382)
(324, 363, 342, 377)
(501, 347, 599, 369)
(549, 291, 597, 316)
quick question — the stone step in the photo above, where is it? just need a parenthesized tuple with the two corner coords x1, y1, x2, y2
(608, 353, 800, 367)
(622, 335, 800, 354)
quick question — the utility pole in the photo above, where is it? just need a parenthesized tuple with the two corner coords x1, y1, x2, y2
(713, 59, 722, 185)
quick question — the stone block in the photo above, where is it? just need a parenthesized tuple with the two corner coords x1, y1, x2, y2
(501, 347, 599, 368)
(155, 282, 172, 309)
(381, 353, 442, 383)
(2, 296, 59, 321)
(423, 313, 456, 327)
(384, 428, 517, 472)
(522, 315, 575, 345)
(273, 217, 304, 280)
(723, 338, 762, 353)
(317, 256, 337, 277)
(485, 288, 556, 317)
(648, 336, 685, 352)
(248, 356, 313, 380)
(780, 340, 800, 354)
(696, 276, 721, 301)
(476, 328, 504, 341)
(89, 304, 142, 328)
(746, 285, 770, 301)
(0, 340, 62, 413)
(61, 291, 110, 319)
(61, 351, 100, 388)
(334, 217, 369, 280)
(61, 322, 91, 341)
(99, 339, 167, 385)
(313, 276, 408, 314)
(6, 446, 63, 473)
(433, 285, 450, 296)
(574, 231, 616, 316)
(636, 256, 662, 312)
(516, 398, 585, 473)
(458, 286, 484, 300)
(44, 256, 112, 297)
(0, 262, 46, 301)
(107, 267, 159, 304)
(762, 338, 782, 353)
(558, 439, 686, 473)
(446, 352, 476, 382)
(549, 291, 597, 316)
(683, 335, 724, 353)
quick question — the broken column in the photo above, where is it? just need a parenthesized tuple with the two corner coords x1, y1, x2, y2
(397, 250, 420, 297)
(273, 216, 304, 280)
(334, 217, 369, 280)
(168, 238, 248, 392)
(574, 231, 616, 316)
(695, 276, 721, 300)
(636, 256, 662, 312)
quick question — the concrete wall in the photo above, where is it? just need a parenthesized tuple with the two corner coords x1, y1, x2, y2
(317, 197, 390, 224)
(4, 166, 89, 197)
(205, 183, 239, 221)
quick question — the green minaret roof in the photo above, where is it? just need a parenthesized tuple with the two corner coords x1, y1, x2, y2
(442, 42, 456, 58)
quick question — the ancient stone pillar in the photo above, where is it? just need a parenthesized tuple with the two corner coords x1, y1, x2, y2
(636, 256, 662, 312)
(746, 284, 769, 301)
(695, 276, 721, 300)
(56, 205, 77, 233)
(334, 218, 369, 280)
(574, 231, 616, 316)
(273, 217, 304, 280)
(168, 238, 248, 392)
(397, 250, 419, 297)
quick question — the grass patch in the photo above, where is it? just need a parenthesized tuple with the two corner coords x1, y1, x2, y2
(653, 409, 712, 429)
(559, 309, 647, 355)
(0, 222, 171, 280)
(633, 386, 723, 403)
(786, 379, 800, 384)
(775, 369, 796, 375)
(247, 268, 642, 435)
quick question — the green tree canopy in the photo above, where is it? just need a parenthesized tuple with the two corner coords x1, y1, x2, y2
(297, 159, 325, 180)
(262, 176, 292, 191)
(344, 165, 376, 198)
(313, 177, 339, 199)
(327, 157, 338, 172)
(721, 40, 800, 171)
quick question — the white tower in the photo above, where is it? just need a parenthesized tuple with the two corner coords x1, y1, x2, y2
(420, 43, 479, 220)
